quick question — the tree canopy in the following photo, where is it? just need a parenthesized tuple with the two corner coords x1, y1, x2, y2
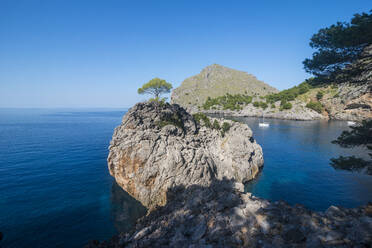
(303, 11, 372, 81)
(138, 78, 172, 99)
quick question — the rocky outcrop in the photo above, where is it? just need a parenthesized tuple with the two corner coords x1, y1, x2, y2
(107, 101, 263, 209)
(87, 178, 372, 248)
(171, 64, 278, 108)
(321, 83, 371, 121)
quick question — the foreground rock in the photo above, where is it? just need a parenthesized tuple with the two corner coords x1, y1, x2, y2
(108, 101, 263, 209)
(87, 179, 372, 248)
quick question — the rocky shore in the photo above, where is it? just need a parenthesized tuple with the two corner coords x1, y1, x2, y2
(87, 178, 372, 248)
(199, 100, 325, 121)
(198, 81, 372, 121)
(86, 101, 372, 247)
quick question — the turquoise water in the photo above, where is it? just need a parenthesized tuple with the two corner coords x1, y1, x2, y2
(0, 109, 371, 247)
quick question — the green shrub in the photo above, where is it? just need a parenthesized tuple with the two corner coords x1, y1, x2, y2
(253, 101, 260, 107)
(212, 119, 220, 130)
(265, 82, 311, 103)
(271, 103, 276, 108)
(279, 100, 292, 110)
(203, 94, 252, 110)
(316, 91, 324, 100)
(221, 122, 231, 137)
(192, 113, 212, 128)
(260, 102, 268, 109)
(157, 113, 184, 129)
(306, 101, 323, 113)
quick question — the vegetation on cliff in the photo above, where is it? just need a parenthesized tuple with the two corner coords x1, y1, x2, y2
(306, 101, 323, 113)
(192, 112, 231, 137)
(265, 82, 311, 103)
(203, 94, 252, 110)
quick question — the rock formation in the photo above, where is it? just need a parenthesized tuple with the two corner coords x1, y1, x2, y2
(107, 101, 263, 209)
(87, 178, 372, 248)
(87, 101, 372, 248)
(171, 64, 278, 108)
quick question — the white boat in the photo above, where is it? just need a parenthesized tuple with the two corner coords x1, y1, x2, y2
(347, 121, 357, 126)
(259, 114, 270, 127)
(259, 122, 270, 127)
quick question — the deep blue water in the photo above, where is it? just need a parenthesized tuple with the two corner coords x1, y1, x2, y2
(238, 117, 372, 211)
(0, 109, 371, 247)
(0, 109, 145, 248)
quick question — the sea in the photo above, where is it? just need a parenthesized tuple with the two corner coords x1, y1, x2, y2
(0, 109, 371, 247)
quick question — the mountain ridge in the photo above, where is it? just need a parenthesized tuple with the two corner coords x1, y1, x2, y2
(171, 64, 278, 108)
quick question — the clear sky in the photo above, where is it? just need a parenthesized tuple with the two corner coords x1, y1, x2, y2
(0, 0, 370, 108)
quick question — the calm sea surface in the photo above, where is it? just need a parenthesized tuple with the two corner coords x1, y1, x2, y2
(0, 109, 371, 247)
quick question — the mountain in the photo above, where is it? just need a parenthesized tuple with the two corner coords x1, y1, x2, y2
(171, 64, 278, 108)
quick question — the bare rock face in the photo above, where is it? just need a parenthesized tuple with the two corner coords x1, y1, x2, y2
(108, 101, 263, 209)
(321, 82, 372, 121)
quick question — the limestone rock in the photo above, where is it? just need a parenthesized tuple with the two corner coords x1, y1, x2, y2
(107, 101, 263, 209)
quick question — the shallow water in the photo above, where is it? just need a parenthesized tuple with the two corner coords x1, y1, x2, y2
(0, 109, 371, 247)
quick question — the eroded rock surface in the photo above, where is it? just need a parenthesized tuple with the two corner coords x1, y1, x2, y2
(108, 102, 263, 209)
(87, 179, 372, 248)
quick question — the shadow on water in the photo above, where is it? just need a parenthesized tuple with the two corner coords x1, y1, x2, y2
(110, 182, 147, 233)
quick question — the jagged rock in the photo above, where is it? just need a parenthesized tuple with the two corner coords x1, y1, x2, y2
(86, 179, 372, 248)
(108, 101, 263, 209)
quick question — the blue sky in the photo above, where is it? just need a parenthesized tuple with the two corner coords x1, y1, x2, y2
(0, 0, 370, 108)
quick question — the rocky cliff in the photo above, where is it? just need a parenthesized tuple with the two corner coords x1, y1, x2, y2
(171, 64, 278, 108)
(107, 101, 263, 209)
(320, 44, 372, 121)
